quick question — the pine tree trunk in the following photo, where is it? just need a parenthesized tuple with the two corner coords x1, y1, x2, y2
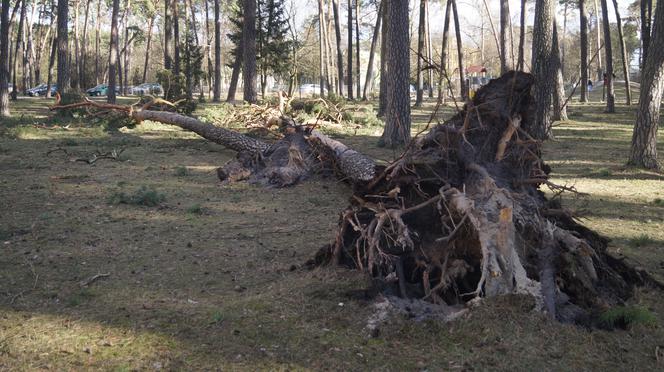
(425, 0, 433, 98)
(46, 26, 56, 98)
(438, 0, 451, 103)
(346, 0, 353, 99)
(242, 0, 257, 103)
(95, 0, 101, 84)
(354, 0, 360, 99)
(11, 0, 25, 100)
(378, 0, 410, 148)
(318, 0, 326, 97)
(451, 0, 466, 100)
(331, 0, 343, 96)
(517, 0, 526, 70)
(108, 0, 120, 103)
(552, 18, 568, 121)
(80, 0, 90, 89)
(612, 0, 631, 105)
(594, 0, 602, 81)
(164, 0, 172, 70)
(173, 0, 181, 75)
(580, 0, 589, 103)
(213, 0, 221, 101)
(362, 1, 381, 101)
(531, 0, 555, 139)
(377, 0, 386, 116)
(143, 14, 155, 83)
(629, 0, 664, 169)
(72, 0, 80, 90)
(0, 0, 10, 117)
(56, 0, 69, 93)
(415, 0, 425, 107)
(641, 0, 652, 69)
(499, 0, 509, 74)
(600, 0, 614, 112)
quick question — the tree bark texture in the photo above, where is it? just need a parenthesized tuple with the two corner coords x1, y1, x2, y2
(579, 0, 589, 103)
(0, 0, 10, 117)
(599, 0, 615, 112)
(530, 0, 555, 139)
(108, 0, 120, 103)
(242, 0, 257, 103)
(56, 0, 69, 93)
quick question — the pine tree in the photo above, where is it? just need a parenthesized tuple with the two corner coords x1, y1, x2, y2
(182, 26, 204, 100)
(257, 0, 292, 97)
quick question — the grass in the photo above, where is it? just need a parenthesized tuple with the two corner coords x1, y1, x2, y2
(629, 234, 656, 248)
(1, 96, 664, 370)
(599, 306, 657, 329)
(107, 185, 166, 207)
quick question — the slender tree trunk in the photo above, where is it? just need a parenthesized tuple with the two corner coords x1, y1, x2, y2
(72, 0, 80, 89)
(213, 0, 221, 101)
(629, 0, 664, 169)
(594, 0, 602, 81)
(580, 0, 589, 102)
(346, 0, 353, 99)
(11, 0, 25, 100)
(377, 0, 386, 116)
(34, 0, 51, 86)
(173, 0, 181, 75)
(451, 0, 466, 100)
(362, 1, 381, 100)
(95, 0, 101, 84)
(242, 0, 256, 103)
(641, 0, 652, 69)
(80, 0, 90, 89)
(143, 15, 155, 83)
(355, 0, 359, 99)
(600, 0, 614, 112)
(517, 0, 526, 70)
(481, 0, 500, 60)
(56, 0, 69, 93)
(24, 0, 36, 92)
(437, 0, 451, 103)
(0, 0, 10, 117)
(108, 0, 120, 103)
(331, 0, 343, 96)
(612, 0, 631, 105)
(318, 0, 326, 96)
(226, 38, 242, 102)
(378, 0, 410, 148)
(164, 0, 172, 70)
(205, 0, 213, 97)
(46, 23, 57, 98)
(552, 18, 567, 121)
(500, 0, 509, 73)
(531, 0, 555, 139)
(561, 3, 567, 76)
(415, 0, 426, 107)
(425, 0, 433, 97)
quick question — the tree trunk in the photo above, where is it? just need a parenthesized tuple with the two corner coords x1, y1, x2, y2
(594, 0, 602, 81)
(11, 0, 25, 100)
(213, 0, 221, 101)
(355, 0, 360, 99)
(56, 0, 69, 93)
(531, 0, 555, 139)
(481, 0, 501, 62)
(164, 0, 172, 70)
(0, 0, 10, 117)
(173, 0, 181, 75)
(628, 0, 664, 169)
(425, 0, 433, 98)
(580, 0, 589, 103)
(552, 18, 567, 121)
(95, 0, 101, 84)
(641, 0, 652, 69)
(80, 0, 91, 89)
(362, 1, 381, 101)
(437, 0, 451, 103)
(377, 0, 386, 116)
(612, 0, 631, 105)
(108, 0, 120, 103)
(143, 14, 155, 83)
(415, 0, 426, 107)
(451, 0, 466, 100)
(46, 25, 57, 98)
(331, 0, 343, 96)
(517, 0, 526, 70)
(499, 0, 509, 74)
(378, 0, 410, 148)
(346, 0, 353, 99)
(242, 0, 257, 103)
(318, 0, 326, 96)
(600, 0, 614, 113)
(72, 0, 80, 90)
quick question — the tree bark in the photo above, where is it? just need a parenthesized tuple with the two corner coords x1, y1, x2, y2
(213, 0, 221, 101)
(56, 0, 69, 93)
(164, 0, 172, 70)
(594, 0, 602, 81)
(0, 0, 10, 117)
(331, 0, 343, 96)
(437, 0, 451, 103)
(415, 0, 426, 107)
(95, 0, 101, 84)
(46, 22, 57, 98)
(499, 0, 510, 74)
(11, 0, 25, 100)
(629, 0, 664, 169)
(362, 1, 381, 100)
(80, 0, 91, 89)
(173, 0, 181, 75)
(377, 0, 386, 116)
(612, 0, 631, 105)
(108, 0, 120, 103)
(552, 18, 567, 121)
(346, 0, 353, 99)
(318, 0, 326, 96)
(641, 0, 652, 69)
(451, 0, 466, 100)
(599, 0, 614, 112)
(143, 13, 155, 83)
(531, 0, 555, 139)
(378, 0, 410, 147)
(579, 0, 589, 103)
(242, 0, 257, 103)
(517, 0, 526, 70)
(354, 0, 360, 99)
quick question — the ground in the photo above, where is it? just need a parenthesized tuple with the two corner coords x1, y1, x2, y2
(1, 93, 663, 370)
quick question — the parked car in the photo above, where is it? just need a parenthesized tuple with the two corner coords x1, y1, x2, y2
(86, 84, 119, 96)
(132, 83, 163, 96)
(297, 84, 327, 95)
(8, 83, 13, 93)
(38, 85, 57, 96)
(27, 84, 47, 96)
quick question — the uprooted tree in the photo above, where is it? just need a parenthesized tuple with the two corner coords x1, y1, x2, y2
(51, 72, 659, 325)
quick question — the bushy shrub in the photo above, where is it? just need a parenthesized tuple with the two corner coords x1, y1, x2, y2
(108, 185, 165, 207)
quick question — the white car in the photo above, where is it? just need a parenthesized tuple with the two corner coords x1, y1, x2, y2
(298, 84, 327, 95)
(132, 83, 163, 96)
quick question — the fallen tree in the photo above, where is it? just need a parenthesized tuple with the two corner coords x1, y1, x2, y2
(50, 73, 658, 324)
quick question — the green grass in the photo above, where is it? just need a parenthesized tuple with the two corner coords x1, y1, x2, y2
(599, 306, 657, 329)
(107, 185, 166, 207)
(629, 234, 656, 248)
